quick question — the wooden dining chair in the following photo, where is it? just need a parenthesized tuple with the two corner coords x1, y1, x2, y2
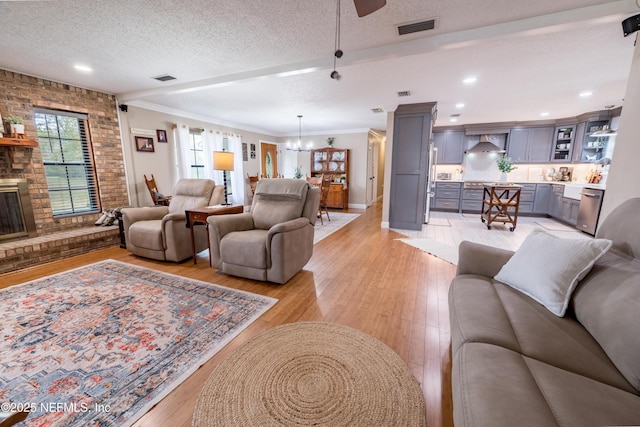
(247, 173, 259, 195)
(306, 175, 330, 225)
(144, 174, 171, 206)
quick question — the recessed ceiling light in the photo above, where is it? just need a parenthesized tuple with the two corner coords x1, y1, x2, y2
(579, 91, 593, 97)
(450, 117, 458, 122)
(74, 64, 93, 73)
(540, 112, 550, 117)
(456, 103, 465, 108)
(462, 77, 477, 84)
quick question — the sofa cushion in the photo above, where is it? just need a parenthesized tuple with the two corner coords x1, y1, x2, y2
(450, 275, 637, 394)
(251, 179, 308, 230)
(128, 220, 164, 250)
(572, 250, 640, 392)
(453, 342, 640, 427)
(220, 229, 269, 269)
(494, 228, 611, 316)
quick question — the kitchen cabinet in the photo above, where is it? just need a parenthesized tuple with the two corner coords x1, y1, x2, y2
(389, 102, 437, 230)
(579, 119, 610, 163)
(572, 122, 586, 163)
(433, 182, 461, 210)
(514, 183, 536, 213)
(533, 184, 552, 214)
(507, 127, 554, 163)
(432, 130, 465, 164)
(549, 184, 564, 218)
(550, 126, 576, 163)
(461, 188, 484, 212)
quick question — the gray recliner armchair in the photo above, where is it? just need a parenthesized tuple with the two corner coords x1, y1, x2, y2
(122, 179, 224, 262)
(207, 179, 320, 284)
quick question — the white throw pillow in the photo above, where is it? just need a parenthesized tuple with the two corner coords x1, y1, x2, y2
(494, 229, 612, 317)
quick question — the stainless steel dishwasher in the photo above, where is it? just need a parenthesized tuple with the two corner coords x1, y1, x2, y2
(576, 187, 605, 236)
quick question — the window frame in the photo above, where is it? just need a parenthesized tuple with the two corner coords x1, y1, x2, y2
(35, 108, 100, 218)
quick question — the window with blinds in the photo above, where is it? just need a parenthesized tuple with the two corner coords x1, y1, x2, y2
(35, 109, 99, 217)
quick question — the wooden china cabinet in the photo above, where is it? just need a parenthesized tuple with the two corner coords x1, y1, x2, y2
(310, 147, 349, 210)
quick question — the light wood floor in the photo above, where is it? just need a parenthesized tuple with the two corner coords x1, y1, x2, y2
(1, 201, 456, 427)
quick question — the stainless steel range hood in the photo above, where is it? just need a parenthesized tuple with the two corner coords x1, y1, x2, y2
(465, 135, 506, 154)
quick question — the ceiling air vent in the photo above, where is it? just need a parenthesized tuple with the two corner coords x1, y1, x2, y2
(397, 18, 437, 36)
(152, 74, 177, 82)
(397, 90, 411, 97)
(371, 108, 385, 113)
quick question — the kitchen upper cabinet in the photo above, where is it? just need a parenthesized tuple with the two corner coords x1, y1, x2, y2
(432, 130, 465, 164)
(572, 122, 586, 163)
(507, 127, 554, 163)
(550, 125, 576, 163)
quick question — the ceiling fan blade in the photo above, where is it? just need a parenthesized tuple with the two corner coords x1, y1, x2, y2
(353, 0, 386, 17)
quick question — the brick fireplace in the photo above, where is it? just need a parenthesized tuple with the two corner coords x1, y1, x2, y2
(0, 178, 37, 242)
(0, 69, 129, 272)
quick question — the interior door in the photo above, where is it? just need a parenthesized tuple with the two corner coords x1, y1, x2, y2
(260, 142, 279, 178)
(366, 142, 379, 207)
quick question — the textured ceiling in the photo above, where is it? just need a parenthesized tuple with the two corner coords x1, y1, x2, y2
(0, 0, 638, 136)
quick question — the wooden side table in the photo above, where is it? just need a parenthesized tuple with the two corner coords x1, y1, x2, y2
(185, 205, 244, 264)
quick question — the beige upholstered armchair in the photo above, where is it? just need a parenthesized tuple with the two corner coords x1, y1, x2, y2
(207, 179, 320, 284)
(122, 179, 224, 262)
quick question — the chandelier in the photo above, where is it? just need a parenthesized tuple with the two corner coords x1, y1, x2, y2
(286, 115, 313, 152)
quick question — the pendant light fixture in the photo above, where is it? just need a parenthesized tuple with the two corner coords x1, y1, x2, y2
(331, 0, 342, 80)
(286, 115, 313, 152)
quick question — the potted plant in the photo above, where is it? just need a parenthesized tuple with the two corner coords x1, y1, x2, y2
(5, 116, 25, 136)
(293, 165, 303, 179)
(496, 156, 517, 182)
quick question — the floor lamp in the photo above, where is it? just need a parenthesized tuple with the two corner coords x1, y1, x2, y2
(213, 150, 234, 205)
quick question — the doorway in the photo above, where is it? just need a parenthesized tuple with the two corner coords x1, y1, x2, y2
(260, 142, 279, 178)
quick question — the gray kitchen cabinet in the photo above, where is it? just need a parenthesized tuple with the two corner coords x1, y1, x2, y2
(432, 130, 465, 164)
(533, 184, 552, 214)
(515, 183, 536, 214)
(579, 119, 610, 163)
(433, 182, 461, 211)
(550, 126, 576, 163)
(572, 122, 586, 163)
(507, 127, 554, 163)
(549, 184, 564, 218)
(461, 188, 484, 212)
(389, 103, 437, 230)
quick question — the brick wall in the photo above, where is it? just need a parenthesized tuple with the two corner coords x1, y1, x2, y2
(0, 69, 128, 235)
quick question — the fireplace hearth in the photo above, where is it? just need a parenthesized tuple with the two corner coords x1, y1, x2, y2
(0, 178, 37, 242)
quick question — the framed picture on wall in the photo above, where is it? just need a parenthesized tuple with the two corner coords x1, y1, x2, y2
(135, 136, 155, 152)
(242, 142, 248, 161)
(156, 129, 167, 143)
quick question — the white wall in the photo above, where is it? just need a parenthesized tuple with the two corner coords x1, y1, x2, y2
(118, 105, 371, 209)
(600, 33, 640, 222)
(118, 106, 273, 207)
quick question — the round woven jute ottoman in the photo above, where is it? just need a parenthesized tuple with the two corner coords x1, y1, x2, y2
(192, 321, 426, 426)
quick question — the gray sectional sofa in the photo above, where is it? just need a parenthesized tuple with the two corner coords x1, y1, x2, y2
(449, 197, 640, 426)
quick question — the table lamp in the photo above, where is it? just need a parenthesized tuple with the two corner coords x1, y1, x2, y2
(213, 150, 234, 205)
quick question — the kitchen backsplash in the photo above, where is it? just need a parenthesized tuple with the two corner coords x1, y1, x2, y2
(435, 154, 597, 183)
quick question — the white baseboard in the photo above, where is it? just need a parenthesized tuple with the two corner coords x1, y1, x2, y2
(381, 221, 390, 229)
(348, 203, 367, 210)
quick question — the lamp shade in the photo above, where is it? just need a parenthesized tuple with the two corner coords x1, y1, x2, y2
(213, 151, 235, 171)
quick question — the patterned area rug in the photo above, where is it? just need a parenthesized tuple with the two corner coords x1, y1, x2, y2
(0, 260, 277, 427)
(313, 212, 360, 244)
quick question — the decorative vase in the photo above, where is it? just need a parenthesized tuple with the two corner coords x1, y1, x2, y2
(500, 172, 508, 182)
